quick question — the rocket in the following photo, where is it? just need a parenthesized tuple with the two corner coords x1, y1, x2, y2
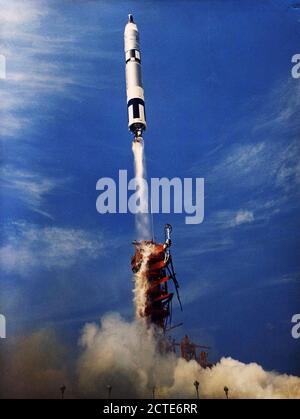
(124, 14, 146, 142)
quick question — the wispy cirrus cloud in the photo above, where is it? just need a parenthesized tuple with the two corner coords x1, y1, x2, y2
(231, 210, 254, 227)
(0, 0, 117, 139)
(176, 209, 254, 259)
(191, 79, 300, 224)
(208, 209, 256, 229)
(0, 0, 46, 24)
(0, 0, 50, 138)
(0, 166, 63, 219)
(206, 139, 300, 196)
(0, 222, 105, 275)
(253, 79, 300, 133)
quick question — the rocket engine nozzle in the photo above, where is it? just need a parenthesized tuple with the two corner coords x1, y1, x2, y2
(133, 128, 143, 143)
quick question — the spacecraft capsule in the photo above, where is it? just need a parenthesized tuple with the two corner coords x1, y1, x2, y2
(124, 14, 146, 141)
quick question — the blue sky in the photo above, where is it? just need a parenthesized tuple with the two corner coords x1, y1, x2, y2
(0, 0, 299, 375)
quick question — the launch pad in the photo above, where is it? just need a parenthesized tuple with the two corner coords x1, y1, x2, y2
(131, 224, 213, 368)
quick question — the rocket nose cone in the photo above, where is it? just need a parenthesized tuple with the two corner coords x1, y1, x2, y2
(128, 14, 134, 23)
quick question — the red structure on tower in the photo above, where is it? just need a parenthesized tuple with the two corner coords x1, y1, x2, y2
(131, 224, 182, 332)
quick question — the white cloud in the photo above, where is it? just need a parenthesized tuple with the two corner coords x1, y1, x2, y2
(0, 1, 54, 137)
(225, 143, 266, 174)
(275, 141, 300, 191)
(208, 141, 268, 186)
(191, 78, 300, 225)
(205, 209, 255, 229)
(202, 137, 300, 223)
(0, 166, 61, 218)
(233, 210, 254, 226)
(0, 0, 46, 24)
(0, 223, 105, 275)
(254, 79, 300, 131)
(0, 0, 115, 139)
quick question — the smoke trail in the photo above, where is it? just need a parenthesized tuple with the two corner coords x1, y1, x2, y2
(132, 140, 151, 241)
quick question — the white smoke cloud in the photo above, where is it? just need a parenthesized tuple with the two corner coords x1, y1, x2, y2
(77, 313, 300, 399)
(77, 313, 176, 398)
(1, 314, 299, 398)
(163, 357, 300, 399)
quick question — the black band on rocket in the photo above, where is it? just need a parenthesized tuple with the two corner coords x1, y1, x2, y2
(125, 49, 141, 63)
(127, 98, 145, 119)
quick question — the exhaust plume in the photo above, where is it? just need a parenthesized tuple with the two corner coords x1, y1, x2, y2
(133, 242, 154, 320)
(132, 140, 151, 241)
(131, 140, 154, 321)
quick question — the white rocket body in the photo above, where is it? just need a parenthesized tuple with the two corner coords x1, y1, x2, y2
(124, 15, 146, 141)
